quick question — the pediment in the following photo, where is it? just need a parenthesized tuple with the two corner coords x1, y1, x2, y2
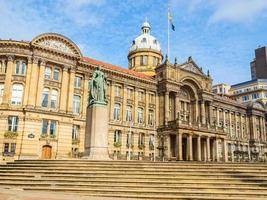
(180, 58, 205, 76)
(31, 33, 82, 57)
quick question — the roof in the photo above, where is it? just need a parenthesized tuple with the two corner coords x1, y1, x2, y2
(82, 57, 155, 81)
(231, 79, 267, 88)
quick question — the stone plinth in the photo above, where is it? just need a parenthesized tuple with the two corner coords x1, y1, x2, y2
(83, 104, 110, 160)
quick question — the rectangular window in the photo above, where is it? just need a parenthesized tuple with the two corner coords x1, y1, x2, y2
(74, 76, 82, 88)
(53, 68, 60, 81)
(114, 103, 121, 121)
(41, 88, 49, 107)
(0, 60, 6, 73)
(153, 57, 157, 66)
(72, 125, 80, 140)
(10, 143, 16, 153)
(138, 107, 144, 124)
(8, 116, 18, 132)
(11, 84, 24, 105)
(115, 85, 121, 97)
(138, 133, 145, 145)
(143, 56, 148, 65)
(73, 95, 81, 114)
(0, 83, 4, 104)
(127, 88, 133, 99)
(148, 109, 154, 126)
(126, 105, 132, 122)
(4, 143, 9, 153)
(45, 67, 52, 79)
(41, 119, 49, 135)
(138, 91, 144, 102)
(140, 56, 144, 65)
(50, 90, 58, 109)
(127, 132, 134, 145)
(50, 120, 57, 136)
(149, 93, 154, 104)
(114, 130, 121, 143)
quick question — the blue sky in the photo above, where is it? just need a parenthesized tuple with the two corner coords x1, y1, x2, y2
(0, 0, 267, 85)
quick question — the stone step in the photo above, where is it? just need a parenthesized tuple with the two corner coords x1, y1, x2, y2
(1, 181, 266, 190)
(3, 165, 267, 172)
(21, 187, 267, 197)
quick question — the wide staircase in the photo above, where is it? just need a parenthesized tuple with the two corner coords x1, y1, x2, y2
(0, 160, 267, 200)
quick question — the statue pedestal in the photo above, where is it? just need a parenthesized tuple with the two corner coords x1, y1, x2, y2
(83, 104, 110, 160)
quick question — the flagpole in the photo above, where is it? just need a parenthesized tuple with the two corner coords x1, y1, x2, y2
(167, 8, 170, 60)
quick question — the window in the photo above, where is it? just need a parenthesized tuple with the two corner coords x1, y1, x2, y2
(41, 88, 49, 107)
(41, 119, 57, 137)
(144, 56, 148, 65)
(149, 93, 154, 104)
(8, 116, 18, 132)
(126, 105, 132, 122)
(114, 103, 121, 121)
(41, 119, 49, 135)
(45, 67, 52, 79)
(11, 84, 23, 105)
(75, 76, 82, 88)
(4, 143, 9, 153)
(11, 143, 16, 154)
(141, 38, 147, 43)
(73, 95, 81, 114)
(138, 91, 144, 102)
(50, 120, 57, 136)
(137, 107, 144, 124)
(127, 88, 133, 99)
(148, 109, 154, 126)
(0, 83, 4, 104)
(0, 60, 6, 73)
(252, 93, 259, 99)
(242, 95, 249, 102)
(50, 89, 58, 109)
(53, 68, 60, 81)
(138, 133, 145, 145)
(149, 134, 155, 147)
(127, 132, 134, 146)
(72, 125, 80, 140)
(15, 61, 26, 75)
(114, 130, 121, 143)
(115, 85, 121, 97)
(140, 56, 144, 65)
(153, 57, 157, 66)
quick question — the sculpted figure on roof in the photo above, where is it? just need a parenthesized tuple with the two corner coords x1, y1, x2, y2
(89, 66, 108, 106)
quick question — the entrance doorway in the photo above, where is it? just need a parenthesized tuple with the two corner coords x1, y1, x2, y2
(42, 145, 52, 159)
(182, 137, 187, 160)
(170, 135, 176, 158)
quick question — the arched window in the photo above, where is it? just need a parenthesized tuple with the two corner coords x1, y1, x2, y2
(114, 103, 121, 121)
(11, 84, 24, 105)
(41, 88, 49, 107)
(50, 89, 58, 109)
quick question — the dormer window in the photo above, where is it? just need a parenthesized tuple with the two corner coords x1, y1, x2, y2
(153, 40, 157, 44)
(132, 40, 135, 45)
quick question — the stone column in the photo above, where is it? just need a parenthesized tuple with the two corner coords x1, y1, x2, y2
(27, 57, 39, 107)
(166, 135, 171, 160)
(23, 56, 33, 106)
(165, 91, 169, 125)
(216, 108, 220, 126)
(197, 135, 201, 161)
(187, 134, 193, 161)
(235, 113, 238, 138)
(134, 88, 139, 124)
(195, 100, 199, 124)
(109, 81, 114, 121)
(209, 103, 213, 125)
(214, 138, 219, 162)
(178, 133, 183, 160)
(2, 55, 14, 105)
(175, 93, 179, 119)
(223, 138, 228, 162)
(82, 75, 89, 117)
(35, 59, 46, 108)
(262, 117, 266, 142)
(122, 84, 127, 123)
(67, 68, 75, 114)
(206, 137, 210, 161)
(145, 90, 149, 126)
(240, 115, 243, 139)
(59, 66, 69, 112)
(229, 112, 232, 137)
(223, 109, 226, 131)
(201, 100, 205, 125)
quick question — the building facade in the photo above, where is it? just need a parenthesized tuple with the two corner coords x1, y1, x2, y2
(250, 46, 267, 80)
(0, 22, 266, 162)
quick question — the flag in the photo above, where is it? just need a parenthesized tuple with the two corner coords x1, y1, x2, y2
(168, 11, 175, 31)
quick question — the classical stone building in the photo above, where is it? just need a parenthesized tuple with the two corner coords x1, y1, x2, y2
(0, 22, 266, 162)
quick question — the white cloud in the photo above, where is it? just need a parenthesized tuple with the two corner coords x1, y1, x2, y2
(209, 0, 267, 24)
